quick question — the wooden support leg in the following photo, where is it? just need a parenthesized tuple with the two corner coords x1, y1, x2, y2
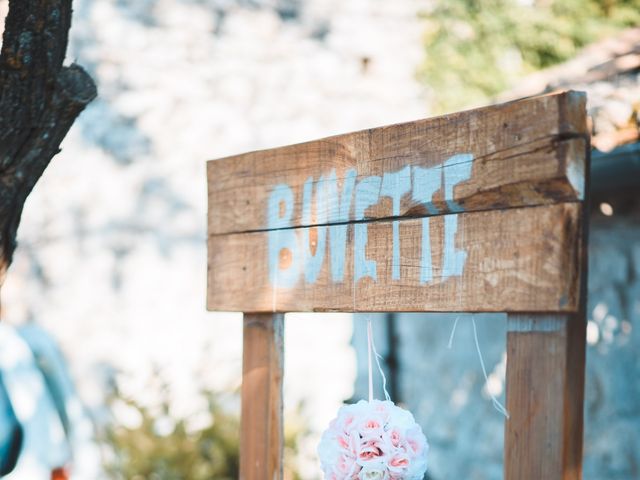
(504, 314, 586, 480)
(240, 313, 284, 480)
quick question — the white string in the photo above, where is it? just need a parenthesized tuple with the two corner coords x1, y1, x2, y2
(368, 319, 391, 402)
(446, 218, 508, 417)
(352, 263, 357, 314)
(355, 261, 391, 402)
(367, 319, 374, 402)
(446, 315, 509, 418)
(447, 217, 464, 349)
(447, 315, 460, 349)
(271, 229, 279, 313)
(471, 316, 510, 419)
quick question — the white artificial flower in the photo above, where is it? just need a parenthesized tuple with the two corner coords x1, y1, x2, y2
(358, 460, 388, 480)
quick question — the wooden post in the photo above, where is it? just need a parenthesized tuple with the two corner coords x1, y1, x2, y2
(504, 108, 589, 480)
(240, 313, 284, 480)
(504, 314, 587, 480)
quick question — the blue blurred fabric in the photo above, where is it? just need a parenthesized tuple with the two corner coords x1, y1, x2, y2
(0, 373, 22, 475)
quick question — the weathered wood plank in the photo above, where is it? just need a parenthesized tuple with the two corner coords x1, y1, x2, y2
(240, 313, 284, 480)
(207, 91, 587, 235)
(504, 313, 586, 480)
(207, 203, 582, 313)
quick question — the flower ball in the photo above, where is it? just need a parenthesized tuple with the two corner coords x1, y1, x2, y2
(318, 400, 429, 480)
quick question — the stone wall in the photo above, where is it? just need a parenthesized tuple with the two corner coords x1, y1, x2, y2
(1, 0, 427, 477)
(2, 0, 636, 477)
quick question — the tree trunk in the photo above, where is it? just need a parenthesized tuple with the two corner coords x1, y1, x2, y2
(0, 0, 96, 292)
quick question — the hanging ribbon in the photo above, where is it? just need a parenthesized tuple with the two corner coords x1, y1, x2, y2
(448, 315, 510, 419)
(366, 318, 391, 402)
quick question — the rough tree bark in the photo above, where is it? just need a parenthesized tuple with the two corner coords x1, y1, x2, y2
(0, 0, 96, 289)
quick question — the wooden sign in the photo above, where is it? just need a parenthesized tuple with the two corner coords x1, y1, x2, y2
(207, 91, 587, 313)
(206, 91, 590, 480)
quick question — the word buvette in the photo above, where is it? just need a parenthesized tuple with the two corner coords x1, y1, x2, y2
(267, 154, 474, 288)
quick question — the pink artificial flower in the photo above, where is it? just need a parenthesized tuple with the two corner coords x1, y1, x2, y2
(337, 433, 350, 450)
(332, 413, 353, 434)
(334, 452, 360, 479)
(358, 413, 385, 443)
(358, 438, 385, 462)
(387, 451, 410, 478)
(403, 426, 426, 456)
(389, 429, 401, 448)
(371, 400, 393, 423)
(335, 430, 360, 460)
(363, 418, 382, 430)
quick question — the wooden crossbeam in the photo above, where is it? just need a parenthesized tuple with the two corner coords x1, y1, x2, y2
(208, 203, 583, 312)
(208, 92, 586, 236)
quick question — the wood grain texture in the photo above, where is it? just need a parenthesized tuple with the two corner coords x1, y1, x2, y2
(207, 91, 587, 235)
(240, 313, 284, 480)
(504, 314, 587, 480)
(207, 203, 582, 313)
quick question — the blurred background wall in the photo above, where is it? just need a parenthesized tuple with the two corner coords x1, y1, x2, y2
(0, 0, 638, 478)
(1, 0, 428, 478)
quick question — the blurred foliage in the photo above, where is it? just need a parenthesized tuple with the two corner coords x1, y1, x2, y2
(104, 390, 239, 480)
(420, 0, 640, 113)
(103, 386, 305, 480)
